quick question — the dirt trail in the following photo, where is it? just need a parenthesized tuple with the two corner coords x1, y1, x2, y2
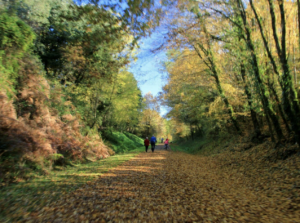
(31, 147, 299, 222)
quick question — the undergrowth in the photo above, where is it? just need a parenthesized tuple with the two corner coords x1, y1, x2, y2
(0, 147, 144, 222)
(103, 131, 144, 154)
(172, 133, 235, 156)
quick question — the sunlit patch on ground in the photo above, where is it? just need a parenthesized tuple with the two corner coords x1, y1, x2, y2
(3, 145, 300, 222)
(0, 148, 144, 222)
(24, 145, 299, 222)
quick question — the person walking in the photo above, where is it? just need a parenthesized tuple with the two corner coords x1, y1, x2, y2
(144, 137, 150, 152)
(161, 137, 164, 143)
(150, 135, 157, 152)
(164, 138, 169, 150)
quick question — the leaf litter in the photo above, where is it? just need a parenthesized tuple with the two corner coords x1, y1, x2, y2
(24, 147, 300, 222)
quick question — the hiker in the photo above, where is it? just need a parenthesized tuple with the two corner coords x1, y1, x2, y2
(150, 135, 157, 152)
(164, 138, 169, 150)
(144, 137, 150, 152)
(161, 137, 164, 143)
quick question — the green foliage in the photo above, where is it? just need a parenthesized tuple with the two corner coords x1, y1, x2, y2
(123, 131, 144, 145)
(0, 12, 35, 51)
(48, 154, 64, 161)
(172, 133, 234, 156)
(107, 71, 143, 130)
(103, 131, 144, 154)
(0, 0, 153, 186)
(37, 4, 132, 85)
(0, 12, 35, 96)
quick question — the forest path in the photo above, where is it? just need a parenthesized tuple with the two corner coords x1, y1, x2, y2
(32, 148, 296, 222)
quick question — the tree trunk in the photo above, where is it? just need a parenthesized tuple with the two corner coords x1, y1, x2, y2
(240, 63, 261, 137)
(267, 79, 291, 135)
(236, 0, 283, 141)
(294, 45, 297, 87)
(266, 113, 276, 142)
(213, 72, 241, 134)
(190, 124, 194, 141)
(267, 0, 300, 143)
(193, 43, 241, 134)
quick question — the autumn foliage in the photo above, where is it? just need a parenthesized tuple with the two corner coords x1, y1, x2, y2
(2, 0, 300, 221)
(17, 147, 298, 222)
(0, 67, 111, 183)
(160, 0, 300, 144)
(0, 2, 148, 184)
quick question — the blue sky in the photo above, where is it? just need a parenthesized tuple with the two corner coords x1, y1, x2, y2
(129, 32, 169, 116)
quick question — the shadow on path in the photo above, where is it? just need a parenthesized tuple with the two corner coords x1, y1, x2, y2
(30, 149, 299, 222)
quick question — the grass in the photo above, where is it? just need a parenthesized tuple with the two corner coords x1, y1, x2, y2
(0, 147, 144, 222)
(171, 135, 235, 156)
(103, 131, 144, 154)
